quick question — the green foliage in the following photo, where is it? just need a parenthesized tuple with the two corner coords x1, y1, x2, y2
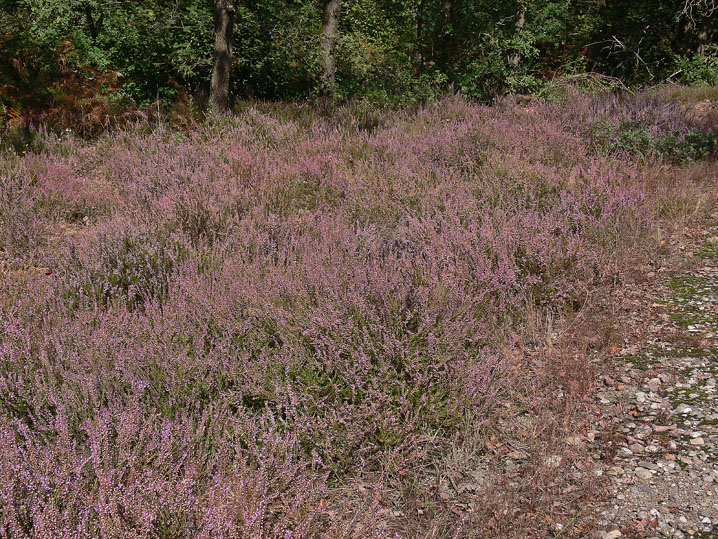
(592, 120, 718, 163)
(457, 34, 541, 100)
(2, 0, 214, 106)
(655, 129, 718, 162)
(592, 120, 653, 159)
(1, 0, 717, 111)
(674, 46, 718, 86)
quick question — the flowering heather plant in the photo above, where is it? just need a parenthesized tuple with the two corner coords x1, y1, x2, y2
(0, 90, 708, 536)
(546, 88, 718, 162)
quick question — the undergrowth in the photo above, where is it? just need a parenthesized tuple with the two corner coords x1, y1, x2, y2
(0, 88, 715, 537)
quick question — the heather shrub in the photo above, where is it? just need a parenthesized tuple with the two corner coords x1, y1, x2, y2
(547, 89, 717, 163)
(0, 164, 45, 260)
(174, 193, 223, 245)
(57, 223, 181, 311)
(1, 90, 710, 537)
(591, 119, 717, 162)
(30, 160, 113, 225)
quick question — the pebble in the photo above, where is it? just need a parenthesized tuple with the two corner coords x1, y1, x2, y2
(675, 404, 693, 414)
(593, 231, 718, 538)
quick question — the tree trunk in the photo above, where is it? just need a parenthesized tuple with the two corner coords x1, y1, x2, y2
(440, 0, 453, 65)
(444, 0, 453, 28)
(320, 0, 342, 96)
(508, 7, 526, 68)
(697, 15, 711, 55)
(416, 0, 425, 65)
(211, 0, 235, 115)
(83, 5, 104, 43)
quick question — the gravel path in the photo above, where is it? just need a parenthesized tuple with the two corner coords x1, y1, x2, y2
(596, 216, 718, 538)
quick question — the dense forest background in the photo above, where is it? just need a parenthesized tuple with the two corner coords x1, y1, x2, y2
(1, 0, 717, 131)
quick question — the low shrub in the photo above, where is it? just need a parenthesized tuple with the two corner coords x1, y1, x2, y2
(0, 89, 712, 536)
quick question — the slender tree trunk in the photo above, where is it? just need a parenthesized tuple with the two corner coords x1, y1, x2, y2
(508, 7, 526, 68)
(83, 5, 104, 43)
(416, 0, 426, 65)
(444, 0, 453, 28)
(211, 0, 235, 115)
(320, 0, 342, 96)
(440, 0, 453, 65)
(697, 15, 711, 55)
